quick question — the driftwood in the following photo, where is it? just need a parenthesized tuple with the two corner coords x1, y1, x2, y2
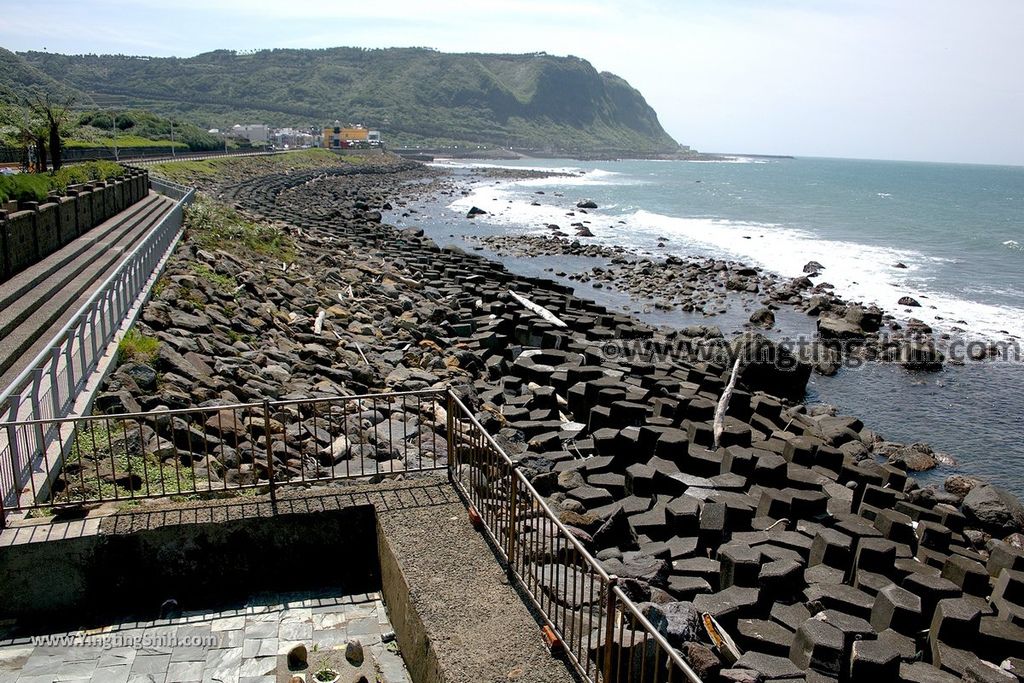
(313, 310, 326, 335)
(712, 355, 743, 450)
(508, 290, 568, 328)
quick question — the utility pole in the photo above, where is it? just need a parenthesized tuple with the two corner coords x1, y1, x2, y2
(171, 120, 176, 158)
(112, 109, 119, 161)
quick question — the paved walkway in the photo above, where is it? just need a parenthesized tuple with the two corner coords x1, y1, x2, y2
(0, 590, 410, 683)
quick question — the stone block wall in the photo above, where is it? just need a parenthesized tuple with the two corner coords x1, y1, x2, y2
(0, 169, 149, 283)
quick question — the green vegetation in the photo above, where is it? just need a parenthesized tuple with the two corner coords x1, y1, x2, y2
(65, 135, 188, 149)
(191, 262, 236, 292)
(149, 148, 341, 185)
(0, 173, 52, 203)
(56, 418, 199, 504)
(71, 109, 223, 151)
(4, 47, 679, 154)
(0, 160, 125, 202)
(117, 328, 160, 364)
(185, 195, 295, 261)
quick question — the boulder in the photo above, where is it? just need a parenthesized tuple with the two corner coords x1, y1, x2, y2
(731, 333, 811, 400)
(879, 442, 939, 472)
(898, 296, 922, 307)
(817, 314, 867, 340)
(466, 206, 487, 218)
(641, 601, 703, 646)
(577, 199, 598, 209)
(962, 484, 1024, 535)
(749, 307, 775, 329)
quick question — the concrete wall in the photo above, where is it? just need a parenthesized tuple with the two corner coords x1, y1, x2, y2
(378, 523, 446, 683)
(0, 503, 379, 630)
(0, 169, 148, 283)
(2, 210, 37, 274)
(35, 202, 60, 257)
(57, 196, 78, 245)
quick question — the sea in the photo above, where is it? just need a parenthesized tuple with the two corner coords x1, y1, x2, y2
(390, 156, 1024, 498)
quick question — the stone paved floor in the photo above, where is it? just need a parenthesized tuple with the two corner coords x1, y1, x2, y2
(0, 590, 411, 683)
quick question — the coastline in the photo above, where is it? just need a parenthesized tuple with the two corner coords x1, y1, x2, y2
(70, 154, 1024, 681)
(387, 161, 1024, 499)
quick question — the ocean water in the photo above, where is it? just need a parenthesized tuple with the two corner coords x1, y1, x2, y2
(400, 156, 1024, 496)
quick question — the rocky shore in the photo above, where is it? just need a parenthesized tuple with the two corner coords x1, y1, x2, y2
(84, 155, 1024, 682)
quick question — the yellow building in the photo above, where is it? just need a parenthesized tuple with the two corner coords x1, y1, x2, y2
(323, 122, 375, 148)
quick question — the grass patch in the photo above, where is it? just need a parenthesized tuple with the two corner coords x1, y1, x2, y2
(185, 196, 295, 262)
(148, 148, 347, 186)
(190, 262, 237, 292)
(54, 419, 200, 504)
(118, 329, 160, 364)
(65, 136, 189, 149)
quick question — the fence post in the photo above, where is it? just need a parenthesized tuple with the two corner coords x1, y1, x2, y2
(263, 399, 277, 508)
(5, 396, 22, 495)
(445, 389, 455, 482)
(506, 472, 518, 567)
(603, 576, 619, 683)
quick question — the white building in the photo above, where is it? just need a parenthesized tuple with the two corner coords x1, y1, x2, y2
(230, 124, 269, 144)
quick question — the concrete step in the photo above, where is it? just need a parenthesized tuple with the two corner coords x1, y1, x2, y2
(0, 194, 177, 384)
(0, 192, 165, 314)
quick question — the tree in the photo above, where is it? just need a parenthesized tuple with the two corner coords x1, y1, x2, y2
(0, 96, 48, 171)
(27, 90, 75, 171)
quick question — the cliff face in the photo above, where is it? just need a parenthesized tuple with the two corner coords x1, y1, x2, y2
(10, 47, 678, 153)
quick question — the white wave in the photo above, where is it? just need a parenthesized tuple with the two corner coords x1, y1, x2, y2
(427, 159, 585, 174)
(446, 183, 1024, 339)
(877, 192, 892, 198)
(623, 210, 1024, 339)
(1004, 240, 1022, 251)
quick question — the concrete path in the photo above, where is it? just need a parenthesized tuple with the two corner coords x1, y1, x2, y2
(0, 590, 410, 683)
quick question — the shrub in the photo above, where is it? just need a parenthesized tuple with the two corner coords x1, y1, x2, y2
(0, 174, 52, 203)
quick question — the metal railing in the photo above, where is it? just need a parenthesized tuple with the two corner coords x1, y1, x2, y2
(0, 389, 446, 512)
(0, 380, 701, 682)
(0, 181, 194, 512)
(446, 391, 701, 683)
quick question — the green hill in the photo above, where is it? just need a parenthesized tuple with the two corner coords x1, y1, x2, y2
(6, 47, 679, 154)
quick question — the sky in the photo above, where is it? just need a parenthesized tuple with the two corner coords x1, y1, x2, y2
(2, 0, 1022, 165)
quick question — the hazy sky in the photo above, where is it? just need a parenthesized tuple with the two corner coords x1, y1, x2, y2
(3, 0, 1022, 165)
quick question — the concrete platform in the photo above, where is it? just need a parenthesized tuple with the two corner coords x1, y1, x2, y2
(0, 476, 580, 683)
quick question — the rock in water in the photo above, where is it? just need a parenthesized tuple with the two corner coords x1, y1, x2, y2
(962, 484, 1024, 535)
(577, 199, 598, 209)
(881, 442, 939, 472)
(803, 260, 825, 273)
(898, 296, 922, 307)
(466, 206, 487, 218)
(749, 307, 775, 328)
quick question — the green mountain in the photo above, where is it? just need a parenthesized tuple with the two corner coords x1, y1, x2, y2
(6, 47, 679, 154)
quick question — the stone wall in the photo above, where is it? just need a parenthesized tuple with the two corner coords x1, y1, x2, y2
(0, 169, 149, 283)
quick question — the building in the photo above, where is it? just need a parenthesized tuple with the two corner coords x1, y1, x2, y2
(230, 124, 269, 144)
(322, 121, 382, 149)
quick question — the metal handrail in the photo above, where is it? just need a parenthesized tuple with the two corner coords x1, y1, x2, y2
(446, 390, 612, 581)
(0, 388, 444, 429)
(445, 390, 701, 683)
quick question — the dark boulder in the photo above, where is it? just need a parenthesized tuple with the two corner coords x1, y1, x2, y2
(731, 333, 812, 400)
(962, 484, 1024, 535)
(577, 199, 598, 209)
